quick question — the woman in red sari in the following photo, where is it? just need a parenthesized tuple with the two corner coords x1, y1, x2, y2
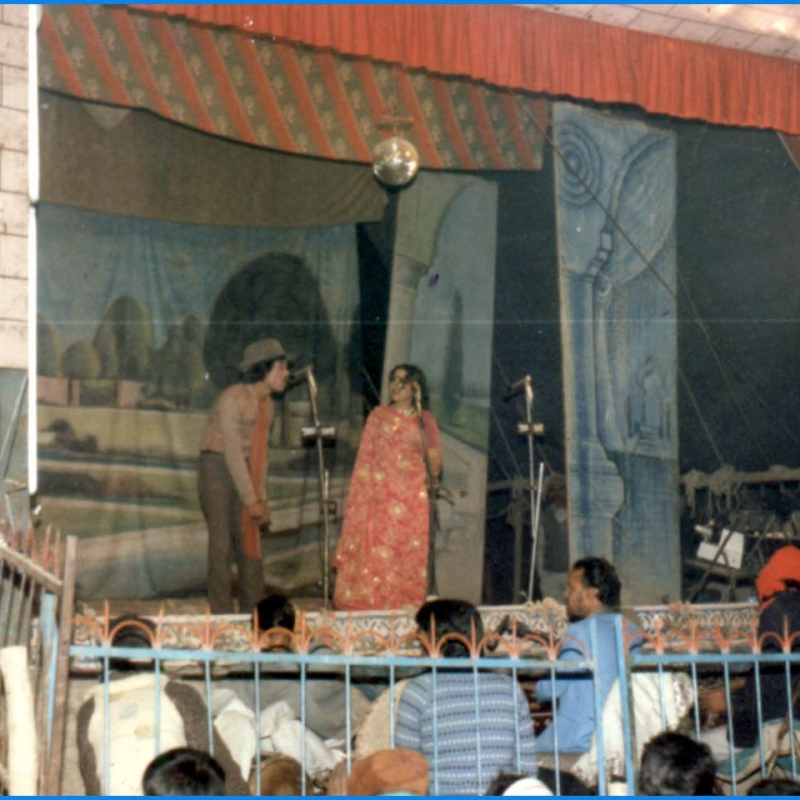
(333, 364, 442, 611)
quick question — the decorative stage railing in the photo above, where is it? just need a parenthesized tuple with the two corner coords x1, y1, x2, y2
(71, 599, 758, 657)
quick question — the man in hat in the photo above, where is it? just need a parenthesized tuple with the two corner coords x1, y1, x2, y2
(198, 339, 291, 613)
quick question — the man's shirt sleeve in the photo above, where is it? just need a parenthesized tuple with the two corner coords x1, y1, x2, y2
(534, 625, 587, 702)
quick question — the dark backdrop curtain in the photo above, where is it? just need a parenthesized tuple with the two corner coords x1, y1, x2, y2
(40, 92, 387, 227)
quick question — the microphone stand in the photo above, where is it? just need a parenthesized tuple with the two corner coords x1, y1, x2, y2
(510, 376, 546, 603)
(414, 385, 439, 598)
(298, 369, 337, 607)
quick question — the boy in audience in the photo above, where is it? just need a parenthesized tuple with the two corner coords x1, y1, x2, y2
(395, 598, 538, 795)
(143, 747, 226, 796)
(638, 732, 717, 796)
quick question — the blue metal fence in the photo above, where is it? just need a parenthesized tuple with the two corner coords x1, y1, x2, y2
(64, 607, 800, 796)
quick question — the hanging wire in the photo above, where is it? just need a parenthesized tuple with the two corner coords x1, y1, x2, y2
(360, 367, 382, 411)
(678, 367, 726, 468)
(513, 94, 778, 470)
(717, 355, 800, 450)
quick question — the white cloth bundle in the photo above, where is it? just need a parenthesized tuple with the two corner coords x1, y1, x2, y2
(572, 670, 693, 787)
(212, 690, 258, 782)
(259, 700, 340, 778)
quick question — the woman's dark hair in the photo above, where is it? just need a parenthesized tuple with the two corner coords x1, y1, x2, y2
(389, 363, 431, 410)
(572, 556, 621, 609)
(241, 356, 284, 384)
(415, 598, 484, 658)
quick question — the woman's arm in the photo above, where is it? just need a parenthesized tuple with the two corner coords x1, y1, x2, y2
(422, 411, 443, 483)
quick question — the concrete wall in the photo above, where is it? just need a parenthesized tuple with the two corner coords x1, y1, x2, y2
(0, 5, 30, 519)
(0, 4, 28, 370)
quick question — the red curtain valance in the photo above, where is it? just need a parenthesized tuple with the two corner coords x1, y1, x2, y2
(40, 5, 546, 171)
(137, 4, 800, 137)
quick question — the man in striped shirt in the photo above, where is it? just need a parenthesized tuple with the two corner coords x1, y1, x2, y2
(395, 599, 538, 795)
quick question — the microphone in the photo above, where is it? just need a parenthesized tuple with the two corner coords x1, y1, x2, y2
(288, 365, 314, 387)
(503, 375, 531, 402)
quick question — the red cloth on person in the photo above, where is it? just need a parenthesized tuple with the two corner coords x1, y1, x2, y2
(756, 545, 800, 610)
(241, 399, 268, 560)
(333, 405, 439, 611)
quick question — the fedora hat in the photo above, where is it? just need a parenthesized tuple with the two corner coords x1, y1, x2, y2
(238, 339, 291, 372)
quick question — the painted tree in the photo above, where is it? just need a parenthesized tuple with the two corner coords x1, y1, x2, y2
(62, 340, 101, 379)
(177, 314, 206, 406)
(203, 253, 337, 406)
(61, 340, 101, 405)
(94, 295, 153, 381)
(37, 315, 62, 377)
(151, 316, 206, 407)
(92, 321, 118, 378)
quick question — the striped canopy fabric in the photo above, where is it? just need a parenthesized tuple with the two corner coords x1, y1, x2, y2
(39, 5, 547, 172)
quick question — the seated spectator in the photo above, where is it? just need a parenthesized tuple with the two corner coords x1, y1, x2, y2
(249, 754, 305, 795)
(534, 558, 642, 760)
(570, 667, 693, 791)
(748, 777, 800, 795)
(213, 593, 371, 742)
(638, 732, 717, 796)
(76, 616, 248, 795)
(345, 747, 429, 795)
(485, 772, 553, 795)
(395, 599, 537, 795)
(142, 747, 226, 796)
(485, 767, 595, 796)
(700, 546, 800, 760)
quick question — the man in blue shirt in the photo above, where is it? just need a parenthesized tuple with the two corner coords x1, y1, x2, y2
(535, 557, 642, 756)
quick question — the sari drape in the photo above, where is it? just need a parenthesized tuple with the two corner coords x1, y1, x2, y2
(333, 406, 439, 611)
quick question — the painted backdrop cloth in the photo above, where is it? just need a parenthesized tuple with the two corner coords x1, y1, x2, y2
(37, 203, 360, 600)
(333, 406, 439, 610)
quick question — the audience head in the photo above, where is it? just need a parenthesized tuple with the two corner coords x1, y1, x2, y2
(748, 777, 800, 795)
(565, 557, 620, 619)
(254, 593, 297, 652)
(638, 732, 716, 796)
(345, 747, 429, 796)
(108, 614, 157, 673)
(142, 747, 226, 796)
(239, 339, 291, 385)
(755, 545, 800, 610)
(388, 363, 430, 411)
(250, 754, 305, 795)
(256, 594, 297, 631)
(415, 598, 484, 658)
(485, 772, 553, 795)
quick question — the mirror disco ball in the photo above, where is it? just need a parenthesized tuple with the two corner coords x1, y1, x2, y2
(372, 135, 420, 187)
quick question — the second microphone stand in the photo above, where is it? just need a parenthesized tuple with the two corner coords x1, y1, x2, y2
(512, 376, 546, 603)
(298, 369, 337, 607)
